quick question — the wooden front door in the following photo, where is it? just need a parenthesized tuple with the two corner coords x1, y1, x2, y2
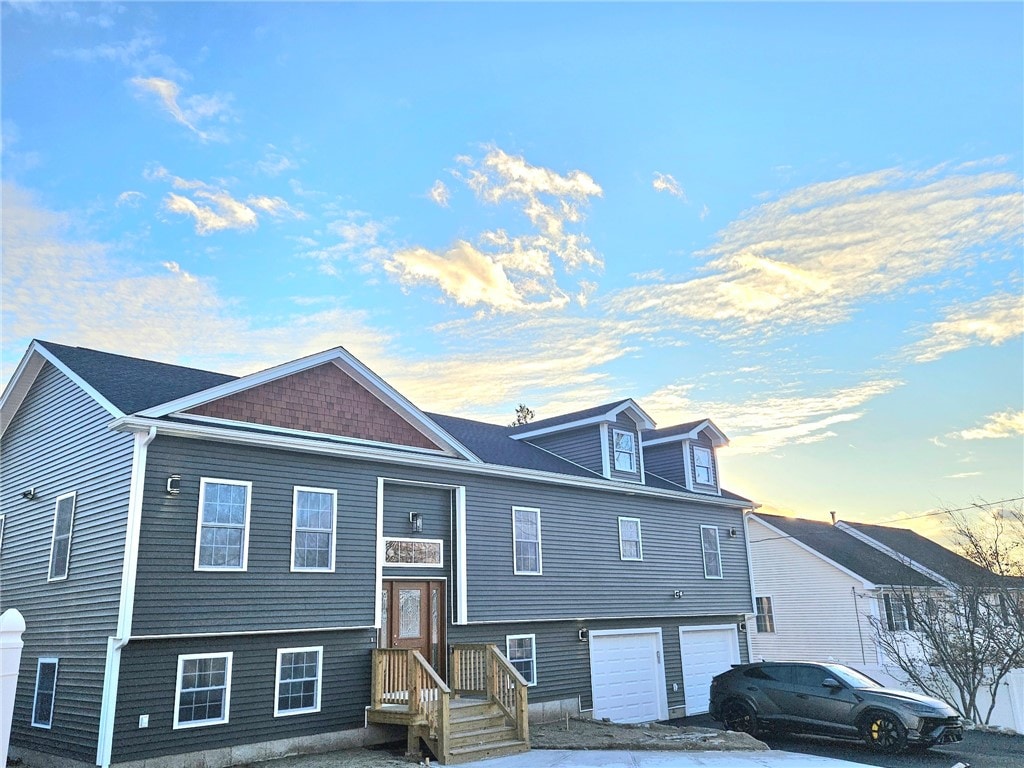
(383, 579, 447, 677)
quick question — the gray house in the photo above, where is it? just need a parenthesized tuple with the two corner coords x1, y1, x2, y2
(0, 340, 756, 767)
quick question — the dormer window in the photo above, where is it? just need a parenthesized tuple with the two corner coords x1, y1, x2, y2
(693, 445, 714, 486)
(612, 429, 637, 472)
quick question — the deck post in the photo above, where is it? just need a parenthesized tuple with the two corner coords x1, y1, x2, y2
(407, 650, 421, 716)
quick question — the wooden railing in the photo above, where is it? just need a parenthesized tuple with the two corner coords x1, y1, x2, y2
(450, 643, 530, 743)
(371, 648, 451, 758)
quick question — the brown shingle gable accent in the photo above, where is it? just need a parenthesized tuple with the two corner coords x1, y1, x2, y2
(184, 363, 441, 450)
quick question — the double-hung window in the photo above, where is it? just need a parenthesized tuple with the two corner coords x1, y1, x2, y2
(701, 525, 723, 579)
(883, 593, 913, 632)
(506, 634, 537, 686)
(613, 429, 637, 472)
(618, 517, 643, 561)
(275, 646, 322, 716)
(31, 658, 59, 729)
(512, 506, 542, 575)
(48, 492, 76, 581)
(195, 479, 251, 571)
(693, 446, 714, 486)
(755, 596, 775, 633)
(291, 487, 336, 572)
(174, 652, 232, 728)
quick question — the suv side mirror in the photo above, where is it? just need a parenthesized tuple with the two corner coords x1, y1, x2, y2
(821, 678, 843, 690)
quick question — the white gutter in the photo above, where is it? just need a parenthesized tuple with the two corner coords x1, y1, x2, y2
(110, 416, 752, 510)
(96, 426, 156, 767)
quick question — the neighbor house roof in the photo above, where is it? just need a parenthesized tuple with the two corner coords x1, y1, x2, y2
(753, 513, 942, 588)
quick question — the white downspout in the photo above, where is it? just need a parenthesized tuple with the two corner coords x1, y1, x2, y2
(96, 427, 156, 767)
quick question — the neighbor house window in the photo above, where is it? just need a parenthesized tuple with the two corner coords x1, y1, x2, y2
(275, 646, 322, 717)
(693, 446, 715, 486)
(506, 634, 537, 686)
(755, 596, 775, 633)
(174, 652, 232, 728)
(512, 507, 542, 575)
(618, 517, 643, 561)
(883, 593, 914, 632)
(701, 525, 723, 579)
(31, 658, 58, 729)
(384, 538, 443, 567)
(47, 492, 76, 581)
(291, 487, 336, 572)
(195, 479, 251, 571)
(613, 429, 637, 472)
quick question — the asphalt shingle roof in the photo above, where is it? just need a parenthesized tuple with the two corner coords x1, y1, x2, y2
(507, 399, 632, 435)
(643, 420, 706, 441)
(755, 513, 941, 588)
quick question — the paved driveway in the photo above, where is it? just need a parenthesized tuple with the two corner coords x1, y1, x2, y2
(469, 749, 868, 767)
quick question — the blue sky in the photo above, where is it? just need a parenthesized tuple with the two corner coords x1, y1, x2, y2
(3, 2, 1022, 537)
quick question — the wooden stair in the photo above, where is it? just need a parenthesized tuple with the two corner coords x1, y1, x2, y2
(441, 699, 529, 764)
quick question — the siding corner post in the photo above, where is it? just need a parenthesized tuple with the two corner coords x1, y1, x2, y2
(96, 426, 156, 768)
(454, 486, 468, 625)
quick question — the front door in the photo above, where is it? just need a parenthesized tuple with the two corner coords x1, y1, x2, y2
(382, 579, 446, 677)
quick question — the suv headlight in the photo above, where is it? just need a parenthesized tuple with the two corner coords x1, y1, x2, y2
(905, 703, 942, 716)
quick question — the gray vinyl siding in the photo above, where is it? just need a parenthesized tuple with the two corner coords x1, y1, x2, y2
(382, 482, 452, 578)
(607, 415, 642, 482)
(522, 425, 604, 476)
(450, 616, 749, 714)
(132, 437, 380, 636)
(0, 363, 134, 762)
(111, 629, 375, 762)
(642, 442, 686, 487)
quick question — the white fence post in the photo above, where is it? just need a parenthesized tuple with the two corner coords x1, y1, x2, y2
(1, 609, 26, 768)
(1007, 668, 1024, 735)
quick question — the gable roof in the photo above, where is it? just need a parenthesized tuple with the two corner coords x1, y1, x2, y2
(643, 418, 729, 447)
(839, 520, 1004, 587)
(508, 398, 656, 440)
(751, 513, 942, 588)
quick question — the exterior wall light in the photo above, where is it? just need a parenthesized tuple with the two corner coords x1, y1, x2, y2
(166, 475, 182, 495)
(409, 511, 423, 533)
(21, 488, 37, 501)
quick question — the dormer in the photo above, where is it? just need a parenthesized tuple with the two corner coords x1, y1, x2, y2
(509, 399, 656, 483)
(642, 419, 728, 495)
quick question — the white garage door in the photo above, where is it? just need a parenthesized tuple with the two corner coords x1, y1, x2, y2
(589, 629, 668, 723)
(679, 625, 740, 714)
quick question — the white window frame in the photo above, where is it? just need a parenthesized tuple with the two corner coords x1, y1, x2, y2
(511, 506, 542, 576)
(612, 429, 637, 473)
(194, 479, 252, 572)
(701, 524, 723, 579)
(31, 658, 59, 729)
(506, 633, 537, 686)
(47, 492, 76, 582)
(383, 537, 444, 567)
(618, 516, 643, 561)
(173, 652, 233, 729)
(883, 592, 912, 632)
(290, 486, 337, 573)
(755, 596, 775, 633)
(693, 445, 715, 486)
(274, 646, 323, 717)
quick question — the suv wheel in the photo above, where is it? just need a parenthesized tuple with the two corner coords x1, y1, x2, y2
(720, 699, 758, 737)
(860, 711, 907, 753)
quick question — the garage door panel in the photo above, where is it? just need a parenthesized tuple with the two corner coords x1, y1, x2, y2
(590, 630, 667, 723)
(679, 626, 740, 715)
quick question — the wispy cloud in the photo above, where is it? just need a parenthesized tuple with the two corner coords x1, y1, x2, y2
(130, 76, 233, 141)
(429, 180, 450, 207)
(609, 163, 1022, 339)
(946, 471, 983, 479)
(116, 190, 145, 208)
(905, 291, 1023, 363)
(951, 409, 1024, 441)
(381, 147, 604, 311)
(254, 147, 297, 177)
(652, 172, 687, 200)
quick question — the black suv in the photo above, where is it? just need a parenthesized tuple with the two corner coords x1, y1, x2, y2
(709, 661, 963, 753)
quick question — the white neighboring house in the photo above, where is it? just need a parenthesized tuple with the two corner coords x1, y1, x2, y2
(746, 513, 941, 669)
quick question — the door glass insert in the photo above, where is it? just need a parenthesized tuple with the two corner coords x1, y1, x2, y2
(398, 588, 421, 639)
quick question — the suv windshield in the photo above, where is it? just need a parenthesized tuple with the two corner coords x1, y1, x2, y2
(824, 664, 881, 689)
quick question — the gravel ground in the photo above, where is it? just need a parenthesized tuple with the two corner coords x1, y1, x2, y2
(237, 718, 766, 768)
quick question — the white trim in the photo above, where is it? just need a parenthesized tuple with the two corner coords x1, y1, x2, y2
(692, 445, 715, 487)
(510, 399, 657, 441)
(383, 537, 444, 568)
(290, 486, 337, 573)
(589, 627, 669, 722)
(31, 658, 59, 729)
(375, 478, 385, 630)
(742, 512, 758, 615)
(113, 417, 753, 511)
(835, 521, 953, 588)
(505, 633, 537, 686)
(130, 624, 376, 640)
(46, 491, 76, 582)
(599, 424, 611, 478)
(681, 442, 694, 489)
(511, 506, 542, 576)
(455, 611, 748, 626)
(173, 652, 233, 729)
(612, 429, 638, 473)
(642, 419, 729, 448)
(194, 478, 252, 571)
(618, 516, 643, 561)
(0, 513, 6, 551)
(754, 595, 776, 633)
(274, 646, 323, 717)
(748, 515, 877, 589)
(97, 427, 156, 767)
(700, 524, 723, 579)
(455, 486, 468, 625)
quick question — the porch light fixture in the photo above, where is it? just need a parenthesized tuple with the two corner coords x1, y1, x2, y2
(578, 628, 589, 642)
(409, 511, 423, 533)
(21, 488, 37, 501)
(729, 527, 738, 538)
(166, 475, 182, 495)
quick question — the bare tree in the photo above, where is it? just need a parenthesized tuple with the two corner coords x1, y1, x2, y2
(509, 403, 535, 427)
(870, 502, 1024, 724)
